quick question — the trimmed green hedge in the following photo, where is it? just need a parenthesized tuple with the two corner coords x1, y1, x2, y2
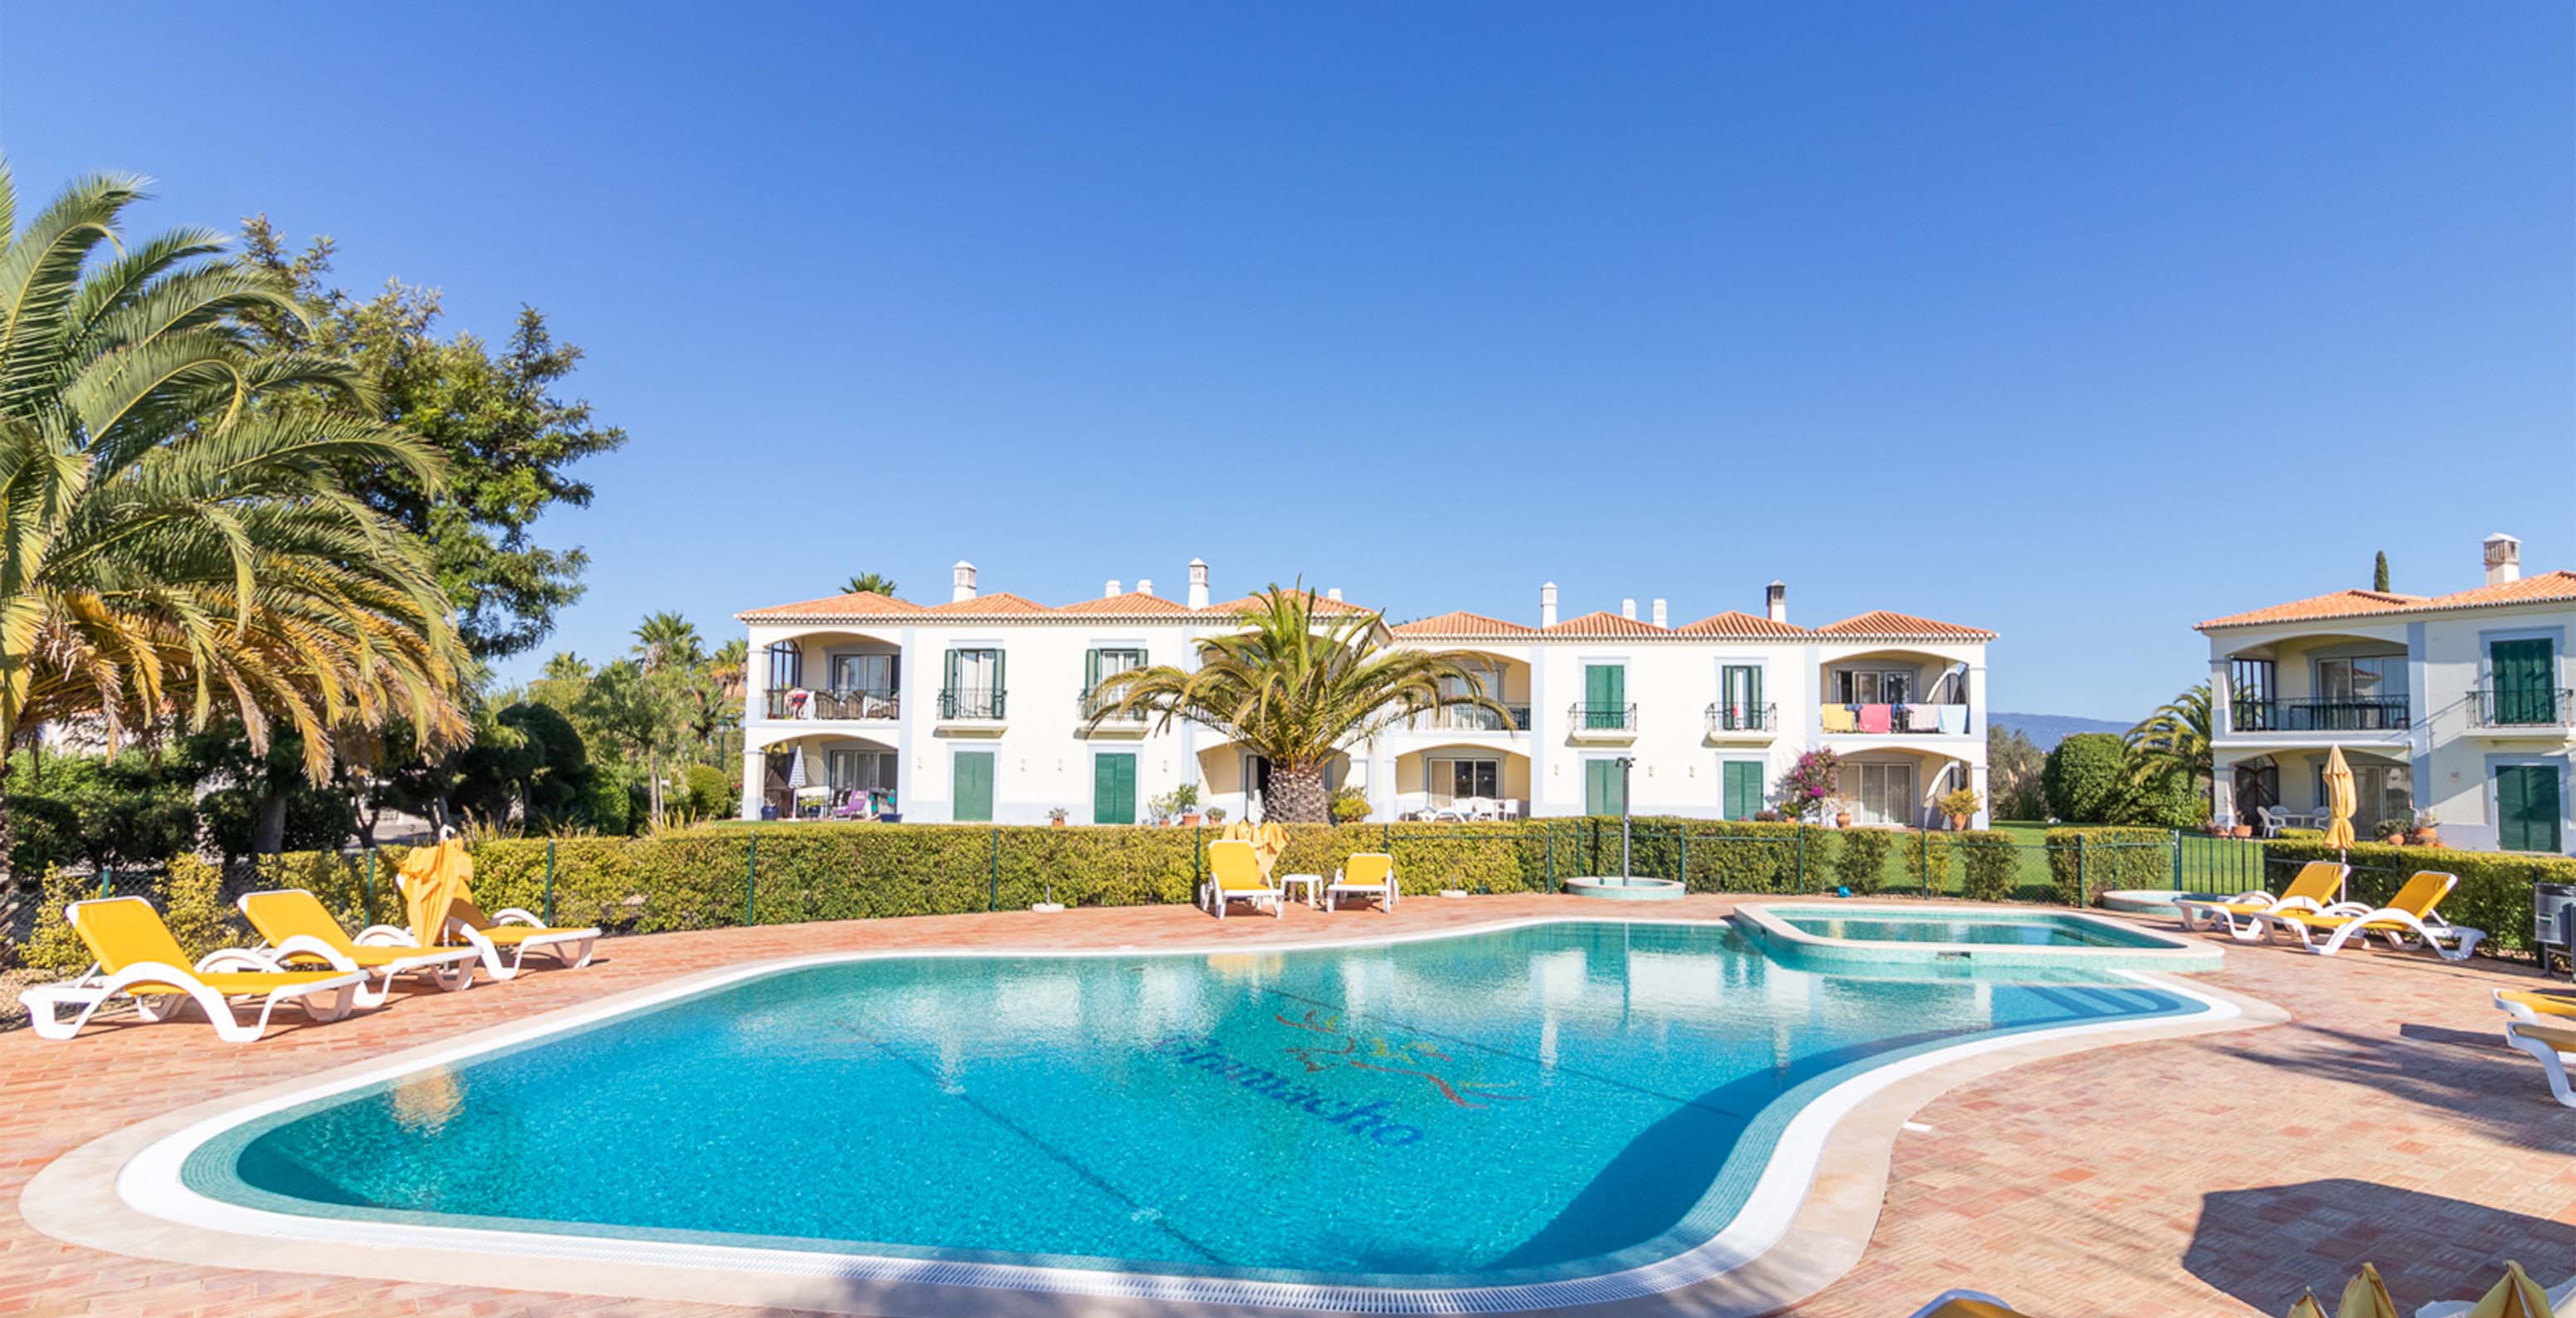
(2261, 839, 2573, 954)
(2045, 827, 2173, 904)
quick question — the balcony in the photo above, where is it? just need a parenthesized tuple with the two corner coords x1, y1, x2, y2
(1566, 702, 1637, 742)
(1404, 705, 1532, 734)
(1705, 701, 1779, 740)
(1822, 702, 1970, 735)
(2469, 686, 2575, 733)
(2229, 697, 2410, 735)
(764, 687, 899, 721)
(1076, 692, 1151, 736)
(937, 686, 1007, 730)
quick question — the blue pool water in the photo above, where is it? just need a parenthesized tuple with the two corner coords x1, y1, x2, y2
(183, 922, 2195, 1288)
(1778, 910, 2175, 950)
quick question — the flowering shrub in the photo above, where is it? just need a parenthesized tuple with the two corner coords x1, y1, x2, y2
(1775, 749, 1843, 821)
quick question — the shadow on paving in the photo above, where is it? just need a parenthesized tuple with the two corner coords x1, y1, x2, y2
(2231, 1020, 2576, 1155)
(2187, 1179, 2576, 1314)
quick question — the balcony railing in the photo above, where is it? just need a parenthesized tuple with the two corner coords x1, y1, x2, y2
(1823, 702, 1970, 735)
(2471, 686, 2574, 728)
(1705, 701, 1779, 734)
(2230, 697, 2410, 733)
(765, 687, 899, 720)
(939, 687, 1007, 720)
(1410, 704, 1531, 732)
(1077, 692, 1150, 725)
(1569, 702, 1638, 732)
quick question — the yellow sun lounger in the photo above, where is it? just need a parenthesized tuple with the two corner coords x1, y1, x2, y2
(2255, 871, 2485, 959)
(433, 896, 601, 980)
(239, 889, 480, 1007)
(2172, 861, 2348, 939)
(2506, 1019, 2576, 1111)
(2496, 988, 2576, 1027)
(17, 897, 368, 1043)
(1325, 852, 1398, 911)
(1205, 838, 1282, 920)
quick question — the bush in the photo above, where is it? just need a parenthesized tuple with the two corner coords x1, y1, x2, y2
(2261, 838, 2574, 955)
(2042, 734, 2127, 823)
(157, 855, 241, 959)
(2115, 767, 2206, 828)
(1952, 831, 2022, 901)
(2045, 826, 2171, 904)
(1831, 827, 1896, 894)
(684, 764, 733, 820)
(1329, 786, 1371, 823)
(585, 756, 634, 834)
(2277, 827, 2323, 840)
(17, 866, 94, 974)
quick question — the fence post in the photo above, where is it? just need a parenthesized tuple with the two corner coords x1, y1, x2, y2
(544, 838, 558, 925)
(745, 835, 757, 925)
(2169, 830, 2182, 892)
(99, 866, 111, 899)
(363, 850, 376, 926)
(1917, 829, 1929, 896)
(987, 827, 1000, 912)
(1545, 823, 1555, 893)
(1795, 828, 1807, 893)
(2075, 834, 2089, 908)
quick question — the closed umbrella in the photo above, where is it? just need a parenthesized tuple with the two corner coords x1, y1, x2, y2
(2458, 1262, 2554, 1318)
(783, 747, 808, 817)
(399, 836, 475, 949)
(2322, 744, 2359, 903)
(2335, 1263, 2401, 1318)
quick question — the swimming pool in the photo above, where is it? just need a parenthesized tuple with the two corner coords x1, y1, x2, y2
(1780, 910, 2175, 949)
(1734, 902, 2224, 973)
(136, 920, 2221, 1311)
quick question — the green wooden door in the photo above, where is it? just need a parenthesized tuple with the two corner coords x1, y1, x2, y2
(2491, 638, 2555, 725)
(1584, 759, 1626, 816)
(1584, 665, 1625, 728)
(952, 751, 995, 823)
(2497, 764, 2562, 852)
(1722, 761, 1764, 819)
(1092, 753, 1136, 825)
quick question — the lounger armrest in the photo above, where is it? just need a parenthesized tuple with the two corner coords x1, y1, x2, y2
(266, 935, 359, 972)
(195, 947, 291, 974)
(2223, 889, 2269, 905)
(354, 925, 423, 946)
(490, 907, 544, 927)
(2315, 901, 2371, 917)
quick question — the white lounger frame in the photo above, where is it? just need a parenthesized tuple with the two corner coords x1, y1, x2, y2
(2496, 987, 2576, 1026)
(442, 910, 600, 980)
(2504, 1022, 2576, 1111)
(2173, 864, 2348, 940)
(2252, 885, 2485, 960)
(237, 891, 480, 1008)
(17, 945, 367, 1045)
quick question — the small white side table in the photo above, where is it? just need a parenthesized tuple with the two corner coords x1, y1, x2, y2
(1279, 873, 1324, 909)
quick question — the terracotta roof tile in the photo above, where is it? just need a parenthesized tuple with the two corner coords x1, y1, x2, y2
(2198, 573, 2576, 630)
(1812, 610, 1997, 642)
(1671, 610, 1806, 638)
(924, 591, 1056, 616)
(1195, 593, 1373, 617)
(1539, 610, 1668, 637)
(734, 590, 927, 622)
(1055, 593, 1193, 616)
(1388, 610, 1537, 637)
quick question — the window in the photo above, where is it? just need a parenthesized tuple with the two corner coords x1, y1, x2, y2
(827, 749, 897, 798)
(1428, 756, 1500, 805)
(2491, 638, 2557, 725)
(1837, 670, 1914, 704)
(1849, 761, 1915, 826)
(2310, 655, 2406, 728)
(829, 652, 896, 696)
(942, 648, 1004, 718)
(1440, 662, 1511, 730)
(2498, 764, 2563, 853)
(1721, 761, 1764, 819)
(2315, 761, 2413, 832)
(766, 642, 803, 691)
(2231, 658, 2278, 730)
(1084, 648, 1144, 696)
(1719, 666, 1764, 730)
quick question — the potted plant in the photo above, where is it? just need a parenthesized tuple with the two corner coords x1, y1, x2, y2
(1831, 796, 1852, 829)
(1205, 806, 1228, 826)
(1937, 786, 1982, 831)
(1047, 806, 1069, 827)
(1172, 783, 1202, 827)
(2374, 817, 2407, 845)
(2408, 810, 2440, 847)
(1329, 786, 1372, 823)
(1754, 808, 1780, 823)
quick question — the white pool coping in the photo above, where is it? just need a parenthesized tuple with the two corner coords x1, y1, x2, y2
(1733, 901, 2226, 972)
(27, 913, 2274, 1317)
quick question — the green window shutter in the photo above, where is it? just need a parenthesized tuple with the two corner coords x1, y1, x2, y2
(2500, 765, 2561, 852)
(944, 648, 960, 692)
(1094, 754, 1137, 824)
(1084, 649, 1100, 696)
(2493, 639, 2554, 724)
(1723, 762, 1761, 819)
(954, 751, 994, 822)
(1585, 665, 1624, 728)
(1585, 760, 1626, 816)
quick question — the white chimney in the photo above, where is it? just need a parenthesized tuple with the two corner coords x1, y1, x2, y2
(1188, 558, 1210, 610)
(1104, 579, 1122, 598)
(1620, 598, 1637, 621)
(1766, 580, 1787, 623)
(1136, 578, 1155, 597)
(1540, 582, 1558, 627)
(1651, 598, 1667, 628)
(2485, 533, 2522, 586)
(1326, 587, 1343, 602)
(952, 560, 978, 603)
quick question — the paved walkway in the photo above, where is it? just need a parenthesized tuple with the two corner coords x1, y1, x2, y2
(1, 896, 2569, 1317)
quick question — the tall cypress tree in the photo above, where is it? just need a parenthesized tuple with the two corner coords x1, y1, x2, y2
(2374, 550, 2390, 592)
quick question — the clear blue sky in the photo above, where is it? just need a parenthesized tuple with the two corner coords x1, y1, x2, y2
(5, 2, 2569, 720)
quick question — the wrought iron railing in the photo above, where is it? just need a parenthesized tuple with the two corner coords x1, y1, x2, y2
(1705, 701, 1778, 734)
(1569, 702, 1638, 731)
(1077, 692, 1149, 724)
(2229, 696, 2410, 733)
(2471, 686, 2574, 728)
(939, 687, 1007, 720)
(764, 687, 899, 720)
(1414, 704, 1531, 732)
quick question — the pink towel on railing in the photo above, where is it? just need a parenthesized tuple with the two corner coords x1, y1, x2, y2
(1857, 703, 1893, 733)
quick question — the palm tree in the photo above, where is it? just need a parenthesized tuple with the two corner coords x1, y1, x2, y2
(2125, 683, 2214, 788)
(842, 572, 897, 597)
(1085, 585, 1509, 822)
(0, 164, 464, 797)
(631, 611, 702, 671)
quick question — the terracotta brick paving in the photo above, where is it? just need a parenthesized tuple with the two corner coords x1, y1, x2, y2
(1, 896, 2569, 1316)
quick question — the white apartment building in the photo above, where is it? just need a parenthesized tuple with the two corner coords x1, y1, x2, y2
(737, 560, 1993, 828)
(2202, 534, 2576, 854)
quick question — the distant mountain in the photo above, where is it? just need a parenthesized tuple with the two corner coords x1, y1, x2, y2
(1990, 711, 2132, 750)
